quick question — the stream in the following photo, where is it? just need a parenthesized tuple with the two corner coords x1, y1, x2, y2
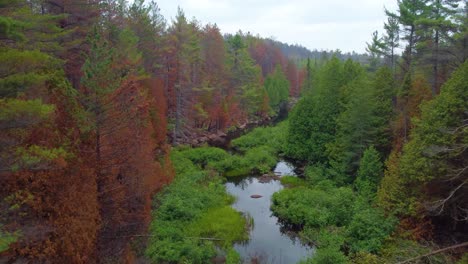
(225, 161, 314, 263)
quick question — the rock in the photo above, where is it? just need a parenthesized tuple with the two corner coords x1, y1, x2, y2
(216, 131, 227, 138)
(250, 194, 263, 199)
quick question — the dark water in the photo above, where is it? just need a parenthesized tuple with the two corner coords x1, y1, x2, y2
(225, 161, 313, 264)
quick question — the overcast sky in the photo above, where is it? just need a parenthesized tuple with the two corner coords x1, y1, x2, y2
(156, 0, 398, 53)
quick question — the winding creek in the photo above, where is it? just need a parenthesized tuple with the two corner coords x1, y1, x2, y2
(225, 161, 314, 263)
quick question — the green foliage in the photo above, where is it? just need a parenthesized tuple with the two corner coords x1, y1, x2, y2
(264, 65, 290, 110)
(0, 98, 54, 123)
(230, 122, 287, 153)
(210, 146, 277, 176)
(346, 206, 396, 253)
(285, 95, 318, 161)
(380, 238, 452, 264)
(280, 176, 306, 187)
(12, 145, 68, 172)
(271, 186, 354, 228)
(178, 146, 231, 168)
(226, 247, 241, 264)
(0, 225, 17, 253)
(355, 146, 383, 200)
(390, 61, 468, 218)
(349, 252, 380, 264)
(327, 74, 377, 181)
(188, 206, 248, 248)
(226, 33, 268, 117)
(327, 65, 394, 182)
(0, 15, 25, 40)
(303, 163, 332, 185)
(301, 226, 346, 250)
(0, 49, 62, 97)
(286, 57, 350, 163)
(456, 254, 468, 264)
(146, 149, 247, 263)
(300, 247, 348, 264)
(371, 67, 395, 152)
(187, 125, 289, 177)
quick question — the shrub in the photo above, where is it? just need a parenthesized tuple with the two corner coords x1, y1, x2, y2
(271, 186, 354, 228)
(300, 247, 348, 264)
(146, 150, 247, 263)
(346, 207, 396, 253)
(280, 176, 306, 187)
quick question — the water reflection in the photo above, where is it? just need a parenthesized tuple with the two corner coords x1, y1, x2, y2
(225, 161, 313, 264)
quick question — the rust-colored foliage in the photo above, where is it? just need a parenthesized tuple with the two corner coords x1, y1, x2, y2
(95, 77, 173, 260)
(1, 85, 100, 263)
(398, 217, 434, 241)
(249, 40, 287, 77)
(286, 60, 302, 97)
(392, 75, 432, 151)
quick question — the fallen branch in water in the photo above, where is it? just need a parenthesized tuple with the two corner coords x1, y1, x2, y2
(186, 237, 224, 241)
(397, 241, 468, 264)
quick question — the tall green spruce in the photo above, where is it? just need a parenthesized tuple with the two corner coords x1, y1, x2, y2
(287, 56, 344, 162)
(264, 64, 290, 111)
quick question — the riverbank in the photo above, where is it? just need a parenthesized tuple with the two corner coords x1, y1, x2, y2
(145, 121, 315, 263)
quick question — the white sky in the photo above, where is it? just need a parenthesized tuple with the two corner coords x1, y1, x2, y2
(156, 0, 399, 53)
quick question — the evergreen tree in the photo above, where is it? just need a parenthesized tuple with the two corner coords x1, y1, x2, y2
(383, 16, 400, 74)
(355, 146, 384, 199)
(386, 0, 430, 72)
(397, 61, 468, 221)
(264, 64, 290, 111)
(366, 31, 386, 70)
(287, 57, 344, 162)
(301, 57, 314, 94)
(417, 0, 461, 95)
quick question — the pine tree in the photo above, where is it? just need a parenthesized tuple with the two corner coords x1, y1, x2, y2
(386, 0, 430, 72)
(366, 31, 386, 70)
(417, 0, 461, 95)
(383, 16, 400, 74)
(355, 146, 384, 199)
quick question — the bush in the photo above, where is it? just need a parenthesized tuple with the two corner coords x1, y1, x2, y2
(346, 207, 396, 253)
(180, 147, 230, 167)
(280, 176, 306, 187)
(226, 248, 241, 264)
(300, 247, 348, 264)
(271, 186, 354, 228)
(243, 146, 277, 173)
(349, 252, 380, 264)
(210, 146, 277, 177)
(146, 150, 247, 263)
(231, 122, 287, 153)
(188, 206, 248, 248)
(301, 226, 345, 249)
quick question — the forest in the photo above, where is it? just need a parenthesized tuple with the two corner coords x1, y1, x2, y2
(0, 0, 467, 263)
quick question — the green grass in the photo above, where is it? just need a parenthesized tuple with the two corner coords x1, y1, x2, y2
(145, 149, 248, 263)
(231, 121, 287, 153)
(280, 176, 307, 187)
(188, 206, 248, 248)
